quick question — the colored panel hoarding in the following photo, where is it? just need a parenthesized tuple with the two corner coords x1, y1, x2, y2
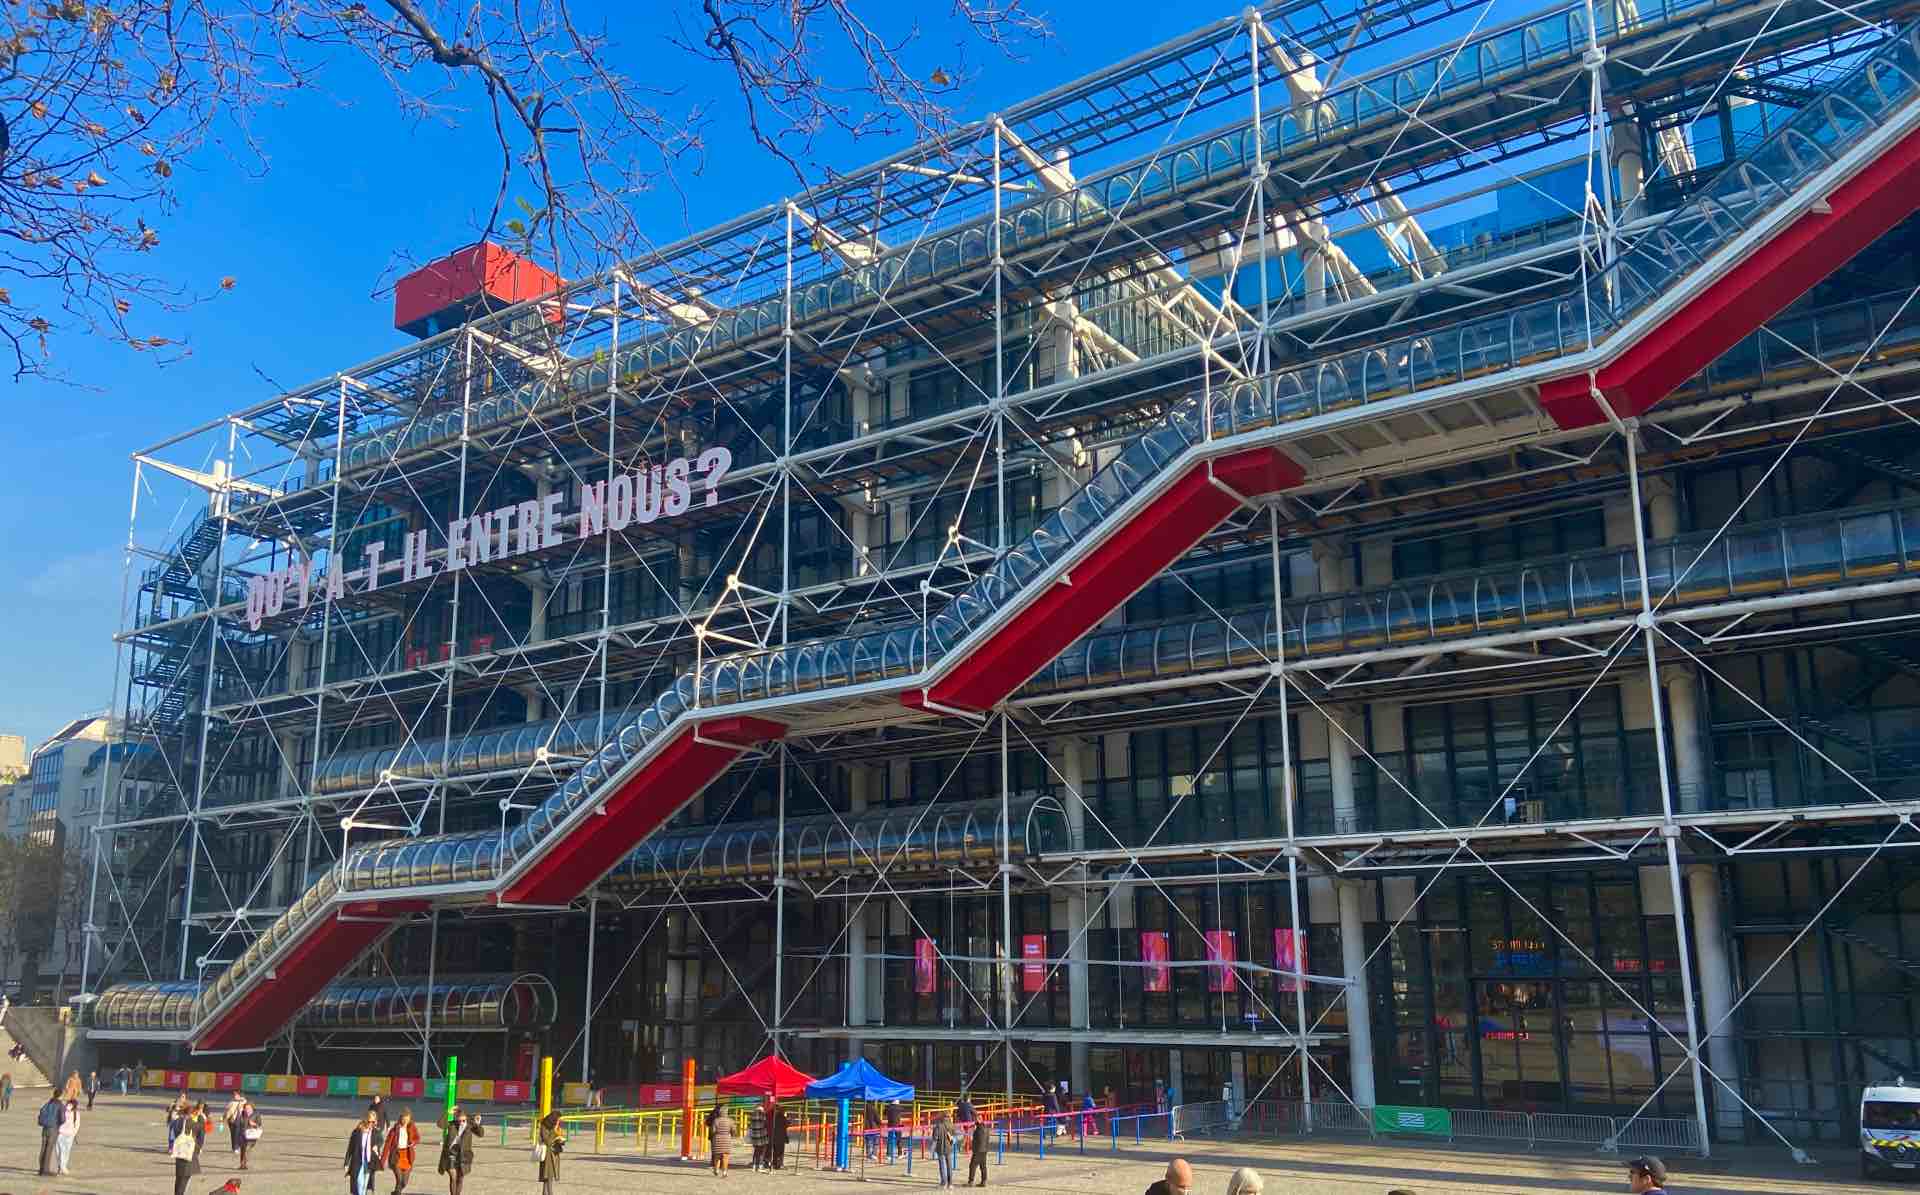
(393, 1077, 424, 1098)
(457, 1079, 495, 1102)
(357, 1076, 392, 1097)
(297, 1075, 327, 1096)
(215, 1073, 242, 1091)
(495, 1079, 530, 1102)
(327, 1076, 358, 1097)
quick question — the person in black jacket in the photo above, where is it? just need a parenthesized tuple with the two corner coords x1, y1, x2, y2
(36, 1093, 64, 1175)
(345, 1111, 380, 1195)
(436, 1108, 483, 1195)
(966, 1116, 990, 1187)
(768, 1102, 790, 1171)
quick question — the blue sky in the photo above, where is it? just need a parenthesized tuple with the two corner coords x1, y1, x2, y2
(0, 2, 1230, 748)
(0, 0, 1551, 748)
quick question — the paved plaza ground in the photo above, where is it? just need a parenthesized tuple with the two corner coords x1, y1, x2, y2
(0, 1092, 1887, 1195)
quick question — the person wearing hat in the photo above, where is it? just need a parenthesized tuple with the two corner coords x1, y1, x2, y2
(1628, 1156, 1669, 1194)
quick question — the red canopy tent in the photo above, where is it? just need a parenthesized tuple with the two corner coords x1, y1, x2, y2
(715, 1056, 815, 1099)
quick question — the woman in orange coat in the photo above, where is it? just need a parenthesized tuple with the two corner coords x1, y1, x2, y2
(382, 1108, 422, 1194)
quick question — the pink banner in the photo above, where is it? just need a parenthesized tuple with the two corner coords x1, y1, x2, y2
(1205, 930, 1237, 993)
(915, 937, 937, 995)
(1142, 931, 1170, 992)
(1274, 927, 1305, 992)
(1021, 934, 1047, 993)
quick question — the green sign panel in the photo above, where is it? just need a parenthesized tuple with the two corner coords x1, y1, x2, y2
(1373, 1105, 1452, 1136)
(241, 1075, 268, 1093)
(328, 1075, 358, 1097)
(425, 1078, 449, 1100)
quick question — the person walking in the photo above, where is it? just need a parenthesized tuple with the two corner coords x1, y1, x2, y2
(931, 1111, 956, 1189)
(37, 1091, 64, 1175)
(966, 1116, 989, 1187)
(225, 1091, 248, 1161)
(1, 1071, 12, 1111)
(54, 1095, 80, 1174)
(748, 1099, 769, 1172)
(955, 1093, 975, 1125)
(84, 1070, 99, 1111)
(235, 1099, 263, 1170)
(769, 1101, 790, 1172)
(382, 1107, 419, 1192)
(437, 1107, 482, 1195)
(709, 1103, 734, 1176)
(135, 1061, 147, 1094)
(171, 1115, 199, 1195)
(190, 1100, 212, 1175)
(346, 1110, 381, 1195)
(534, 1110, 565, 1195)
(166, 1092, 191, 1152)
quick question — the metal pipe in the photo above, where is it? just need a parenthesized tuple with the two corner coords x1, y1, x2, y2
(1625, 424, 1715, 1157)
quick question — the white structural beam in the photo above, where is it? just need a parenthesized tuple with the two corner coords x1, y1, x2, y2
(791, 205, 888, 267)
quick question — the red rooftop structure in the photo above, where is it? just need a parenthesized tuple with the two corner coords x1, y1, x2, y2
(393, 241, 561, 339)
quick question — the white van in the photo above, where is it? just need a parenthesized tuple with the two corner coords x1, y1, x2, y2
(1861, 1082, 1920, 1178)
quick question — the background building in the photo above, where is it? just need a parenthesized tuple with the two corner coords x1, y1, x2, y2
(69, 0, 1920, 1158)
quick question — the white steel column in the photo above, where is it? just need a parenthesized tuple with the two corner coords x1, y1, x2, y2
(1664, 666, 1709, 812)
(1059, 739, 1092, 1097)
(1625, 424, 1716, 1155)
(1686, 864, 1743, 1136)
(847, 765, 872, 1061)
(1327, 706, 1359, 834)
(582, 889, 597, 1083)
(1336, 879, 1376, 1107)
(1271, 507, 1314, 1125)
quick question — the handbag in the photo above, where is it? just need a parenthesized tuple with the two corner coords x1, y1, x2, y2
(245, 1127, 263, 1141)
(531, 1143, 547, 1164)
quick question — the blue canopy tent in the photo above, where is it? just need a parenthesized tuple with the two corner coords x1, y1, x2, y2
(804, 1057, 916, 1102)
(806, 1059, 916, 1170)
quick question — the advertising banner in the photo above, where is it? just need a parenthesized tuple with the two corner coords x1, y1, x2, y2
(915, 938, 938, 995)
(1274, 927, 1306, 993)
(1205, 930, 1237, 993)
(1142, 931, 1170, 992)
(1373, 1105, 1452, 1136)
(1021, 934, 1048, 993)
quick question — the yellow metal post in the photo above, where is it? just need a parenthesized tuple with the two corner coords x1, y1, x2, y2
(540, 1056, 554, 1119)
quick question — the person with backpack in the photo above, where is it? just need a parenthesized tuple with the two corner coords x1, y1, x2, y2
(170, 1115, 199, 1195)
(37, 1091, 65, 1174)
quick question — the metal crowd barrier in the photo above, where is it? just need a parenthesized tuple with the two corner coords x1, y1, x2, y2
(1147, 1100, 1706, 1156)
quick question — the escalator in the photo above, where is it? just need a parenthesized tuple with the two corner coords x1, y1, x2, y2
(100, 20, 1920, 1053)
